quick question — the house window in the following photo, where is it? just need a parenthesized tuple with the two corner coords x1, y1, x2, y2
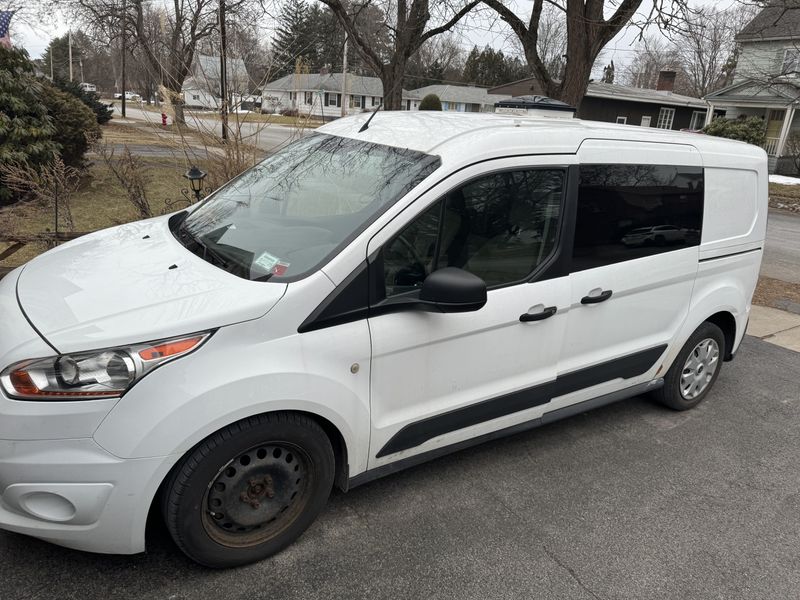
(304, 91, 313, 105)
(616, 116, 627, 124)
(326, 93, 340, 107)
(640, 116, 652, 127)
(350, 95, 363, 108)
(689, 110, 707, 130)
(372, 96, 379, 107)
(782, 49, 800, 74)
(656, 107, 675, 129)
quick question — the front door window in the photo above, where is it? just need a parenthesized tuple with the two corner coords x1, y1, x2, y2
(382, 169, 565, 297)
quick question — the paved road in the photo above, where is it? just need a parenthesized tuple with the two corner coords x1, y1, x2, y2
(763, 210, 800, 284)
(1, 336, 799, 600)
(113, 105, 308, 152)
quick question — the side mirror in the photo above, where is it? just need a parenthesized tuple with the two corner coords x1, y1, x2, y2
(418, 267, 487, 313)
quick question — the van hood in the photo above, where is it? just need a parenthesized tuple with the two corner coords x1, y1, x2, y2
(16, 215, 287, 354)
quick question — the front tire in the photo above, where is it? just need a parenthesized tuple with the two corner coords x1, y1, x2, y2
(652, 322, 725, 411)
(163, 413, 334, 568)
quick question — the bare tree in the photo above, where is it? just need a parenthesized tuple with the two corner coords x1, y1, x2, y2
(318, 0, 481, 109)
(672, 5, 756, 98)
(480, 0, 690, 110)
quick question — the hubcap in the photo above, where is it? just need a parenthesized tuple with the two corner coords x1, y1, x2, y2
(680, 338, 720, 400)
(202, 443, 311, 547)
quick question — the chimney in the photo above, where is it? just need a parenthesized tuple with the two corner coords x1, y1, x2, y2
(656, 70, 676, 92)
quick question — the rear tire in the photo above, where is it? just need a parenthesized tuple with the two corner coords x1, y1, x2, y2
(652, 322, 725, 411)
(163, 413, 334, 568)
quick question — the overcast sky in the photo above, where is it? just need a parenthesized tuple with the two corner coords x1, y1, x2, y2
(12, 0, 738, 80)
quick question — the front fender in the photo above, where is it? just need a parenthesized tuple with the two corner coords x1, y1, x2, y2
(92, 319, 371, 475)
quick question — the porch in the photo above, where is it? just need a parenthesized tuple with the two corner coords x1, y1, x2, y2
(705, 81, 800, 174)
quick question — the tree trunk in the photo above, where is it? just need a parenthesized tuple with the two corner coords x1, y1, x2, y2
(381, 61, 406, 110)
(166, 87, 185, 124)
(557, 59, 593, 113)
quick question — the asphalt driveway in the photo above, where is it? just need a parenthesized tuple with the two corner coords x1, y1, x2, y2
(1, 336, 799, 600)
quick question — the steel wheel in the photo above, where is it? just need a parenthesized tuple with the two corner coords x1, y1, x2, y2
(163, 413, 334, 568)
(202, 443, 312, 548)
(679, 338, 720, 400)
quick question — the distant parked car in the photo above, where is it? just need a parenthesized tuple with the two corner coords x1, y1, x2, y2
(114, 91, 142, 101)
(622, 224, 687, 246)
(79, 82, 97, 93)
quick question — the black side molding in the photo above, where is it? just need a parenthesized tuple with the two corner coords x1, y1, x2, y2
(350, 378, 664, 490)
(376, 344, 667, 458)
(698, 247, 761, 263)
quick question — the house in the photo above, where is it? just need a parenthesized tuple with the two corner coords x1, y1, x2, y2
(263, 72, 417, 119)
(490, 73, 711, 130)
(408, 84, 510, 112)
(181, 54, 250, 111)
(704, 1, 800, 173)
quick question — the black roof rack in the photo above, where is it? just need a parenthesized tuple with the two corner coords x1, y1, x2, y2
(494, 95, 576, 113)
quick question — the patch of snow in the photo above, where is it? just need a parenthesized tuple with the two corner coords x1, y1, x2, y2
(770, 174, 800, 186)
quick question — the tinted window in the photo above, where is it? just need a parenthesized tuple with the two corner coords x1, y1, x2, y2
(384, 169, 564, 297)
(573, 164, 703, 271)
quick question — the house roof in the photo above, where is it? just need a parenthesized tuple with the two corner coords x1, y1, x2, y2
(195, 54, 249, 83)
(488, 77, 706, 108)
(264, 72, 405, 97)
(408, 84, 511, 105)
(704, 78, 800, 106)
(736, 1, 800, 42)
(585, 82, 707, 108)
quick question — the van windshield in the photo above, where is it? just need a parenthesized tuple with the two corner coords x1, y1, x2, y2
(174, 133, 441, 281)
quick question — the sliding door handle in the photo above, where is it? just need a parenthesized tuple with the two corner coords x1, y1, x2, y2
(520, 306, 557, 322)
(581, 290, 613, 304)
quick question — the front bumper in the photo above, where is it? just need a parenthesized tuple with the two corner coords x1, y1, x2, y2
(0, 438, 176, 554)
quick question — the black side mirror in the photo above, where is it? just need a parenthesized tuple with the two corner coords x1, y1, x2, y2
(418, 267, 487, 313)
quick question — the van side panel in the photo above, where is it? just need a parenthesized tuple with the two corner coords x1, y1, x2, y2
(665, 148, 767, 370)
(701, 167, 761, 251)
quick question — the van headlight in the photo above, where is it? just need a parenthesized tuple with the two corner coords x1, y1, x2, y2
(0, 332, 212, 401)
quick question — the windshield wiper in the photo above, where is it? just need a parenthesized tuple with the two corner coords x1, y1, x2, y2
(177, 221, 230, 270)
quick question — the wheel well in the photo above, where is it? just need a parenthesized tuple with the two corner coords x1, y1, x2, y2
(147, 410, 350, 542)
(705, 311, 736, 360)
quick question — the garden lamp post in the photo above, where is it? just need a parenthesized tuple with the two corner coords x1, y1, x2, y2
(185, 166, 207, 202)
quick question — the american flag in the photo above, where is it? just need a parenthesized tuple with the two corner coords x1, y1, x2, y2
(0, 10, 14, 49)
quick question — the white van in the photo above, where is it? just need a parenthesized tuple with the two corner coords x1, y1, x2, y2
(0, 111, 767, 567)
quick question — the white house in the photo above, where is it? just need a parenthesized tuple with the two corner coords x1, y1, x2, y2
(263, 72, 419, 119)
(408, 84, 510, 112)
(704, 3, 800, 173)
(181, 54, 251, 111)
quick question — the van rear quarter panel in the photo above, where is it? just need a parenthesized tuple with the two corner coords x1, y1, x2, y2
(665, 144, 767, 370)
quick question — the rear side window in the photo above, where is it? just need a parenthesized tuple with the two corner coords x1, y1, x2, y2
(573, 164, 703, 271)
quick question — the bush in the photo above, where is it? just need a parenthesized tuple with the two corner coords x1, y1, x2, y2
(702, 116, 766, 147)
(279, 107, 299, 117)
(55, 78, 114, 125)
(40, 82, 101, 168)
(0, 47, 59, 204)
(419, 94, 442, 111)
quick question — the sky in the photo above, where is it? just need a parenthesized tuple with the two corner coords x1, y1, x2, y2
(10, 0, 738, 80)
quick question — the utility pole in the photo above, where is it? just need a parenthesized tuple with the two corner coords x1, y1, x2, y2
(50, 51, 53, 80)
(340, 34, 348, 118)
(68, 30, 73, 82)
(121, 0, 127, 118)
(219, 0, 229, 141)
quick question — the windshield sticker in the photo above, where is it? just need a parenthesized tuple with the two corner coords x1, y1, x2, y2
(271, 262, 290, 276)
(253, 251, 280, 272)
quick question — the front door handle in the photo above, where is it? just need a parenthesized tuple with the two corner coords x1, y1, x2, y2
(520, 306, 557, 322)
(581, 290, 613, 304)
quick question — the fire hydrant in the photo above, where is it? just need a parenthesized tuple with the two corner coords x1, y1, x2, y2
(161, 112, 168, 128)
